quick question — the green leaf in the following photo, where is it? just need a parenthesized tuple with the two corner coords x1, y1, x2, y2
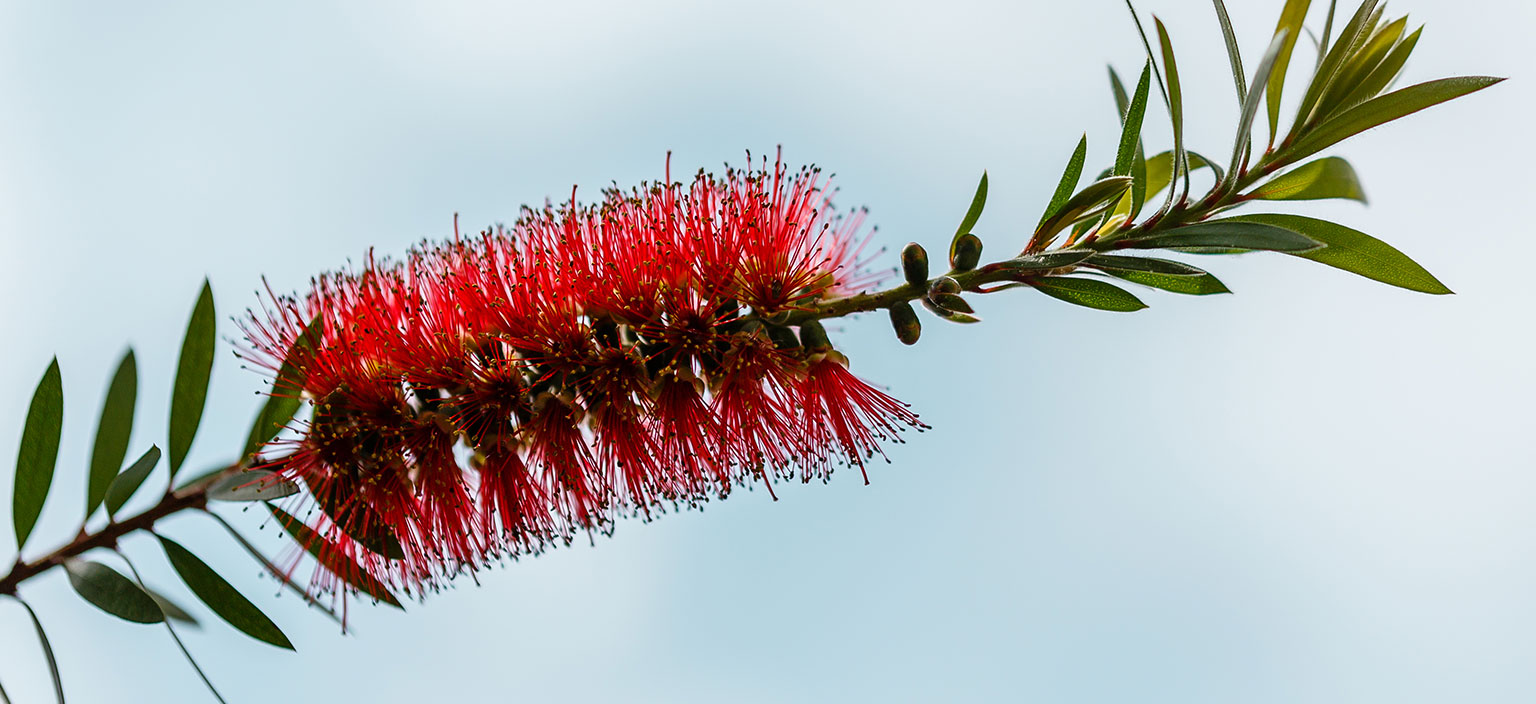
(1031, 277, 1148, 312)
(267, 505, 403, 609)
(158, 536, 294, 650)
(14, 359, 63, 551)
(169, 280, 216, 478)
(949, 171, 988, 263)
(208, 469, 299, 502)
(1293, 0, 1380, 132)
(1127, 220, 1321, 252)
(204, 511, 343, 627)
(1226, 28, 1294, 191)
(145, 587, 200, 627)
(1212, 0, 1247, 107)
(1315, 15, 1407, 120)
(87, 350, 137, 518)
(14, 598, 64, 704)
(1115, 64, 1151, 179)
(1154, 16, 1187, 205)
(1104, 269, 1231, 296)
(63, 559, 163, 624)
(1109, 66, 1131, 116)
(1265, 0, 1313, 146)
(999, 250, 1097, 273)
(1085, 254, 1211, 276)
(1146, 151, 1219, 203)
(175, 462, 235, 492)
(1224, 214, 1452, 294)
(104, 446, 161, 517)
(1284, 77, 1505, 163)
(927, 292, 974, 315)
(243, 314, 317, 459)
(1250, 157, 1367, 202)
(1035, 177, 1134, 243)
(1316, 0, 1340, 69)
(1335, 26, 1422, 113)
(1037, 135, 1089, 234)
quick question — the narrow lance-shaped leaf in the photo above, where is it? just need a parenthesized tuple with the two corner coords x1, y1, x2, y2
(1223, 213, 1452, 294)
(63, 559, 163, 624)
(1145, 151, 1219, 202)
(13, 598, 64, 704)
(1212, 0, 1247, 107)
(168, 279, 216, 478)
(949, 171, 987, 267)
(1284, 77, 1505, 163)
(87, 350, 137, 518)
(1109, 66, 1131, 116)
(1031, 277, 1148, 312)
(1111, 64, 1152, 223)
(119, 555, 228, 704)
(1085, 254, 1212, 276)
(1126, 219, 1321, 252)
(1102, 68, 1148, 224)
(208, 469, 300, 502)
(997, 250, 1097, 274)
(145, 587, 200, 627)
(105, 446, 161, 517)
(1035, 135, 1088, 237)
(1316, 0, 1340, 70)
(268, 504, 404, 609)
(204, 511, 344, 627)
(158, 536, 294, 650)
(1035, 177, 1134, 245)
(244, 316, 320, 460)
(1292, 0, 1381, 135)
(13, 359, 63, 551)
(1315, 15, 1408, 120)
(1226, 29, 1293, 193)
(1114, 64, 1151, 178)
(1249, 157, 1366, 202)
(1154, 17, 1188, 207)
(1101, 269, 1232, 296)
(1122, 1, 1171, 109)
(1265, 0, 1313, 147)
(1335, 25, 1422, 113)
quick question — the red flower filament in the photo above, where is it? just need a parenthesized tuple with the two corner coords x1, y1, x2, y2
(239, 152, 925, 600)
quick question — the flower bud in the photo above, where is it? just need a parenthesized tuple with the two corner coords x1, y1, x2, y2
(950, 233, 982, 272)
(901, 242, 929, 288)
(929, 276, 961, 296)
(766, 323, 801, 351)
(888, 301, 921, 345)
(799, 319, 833, 352)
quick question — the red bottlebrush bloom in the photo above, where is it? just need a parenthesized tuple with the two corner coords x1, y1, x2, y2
(238, 150, 926, 603)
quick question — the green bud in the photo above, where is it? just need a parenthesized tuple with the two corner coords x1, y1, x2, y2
(765, 324, 801, 351)
(888, 302, 921, 345)
(901, 242, 929, 288)
(950, 233, 982, 272)
(929, 276, 961, 296)
(799, 320, 833, 352)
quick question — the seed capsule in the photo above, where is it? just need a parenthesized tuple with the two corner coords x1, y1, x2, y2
(889, 302, 921, 345)
(901, 242, 929, 288)
(950, 233, 982, 272)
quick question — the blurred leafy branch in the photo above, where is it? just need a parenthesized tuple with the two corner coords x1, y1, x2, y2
(0, 0, 1502, 701)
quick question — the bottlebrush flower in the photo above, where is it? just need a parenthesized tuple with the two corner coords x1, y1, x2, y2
(238, 150, 926, 600)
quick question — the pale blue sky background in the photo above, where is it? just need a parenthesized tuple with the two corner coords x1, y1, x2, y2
(0, 1, 1532, 702)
